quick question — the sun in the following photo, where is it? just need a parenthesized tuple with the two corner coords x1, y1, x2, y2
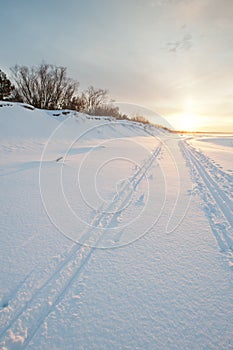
(181, 113, 197, 131)
(179, 97, 199, 131)
(167, 113, 200, 132)
(169, 113, 199, 132)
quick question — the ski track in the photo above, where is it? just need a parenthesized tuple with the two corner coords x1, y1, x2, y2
(0, 141, 161, 349)
(181, 140, 233, 258)
(187, 140, 233, 199)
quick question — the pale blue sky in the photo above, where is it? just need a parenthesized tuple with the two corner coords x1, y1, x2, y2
(1, 0, 233, 131)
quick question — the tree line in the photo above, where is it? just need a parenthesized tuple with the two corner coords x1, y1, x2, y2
(0, 63, 149, 123)
(1, 63, 109, 112)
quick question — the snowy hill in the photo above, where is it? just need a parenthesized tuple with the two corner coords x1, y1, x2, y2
(0, 101, 149, 139)
(0, 102, 233, 350)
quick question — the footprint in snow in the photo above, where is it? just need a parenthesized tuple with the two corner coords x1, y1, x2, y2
(135, 194, 145, 206)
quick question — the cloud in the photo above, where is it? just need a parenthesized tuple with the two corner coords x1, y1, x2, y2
(165, 33, 193, 52)
(153, 0, 190, 5)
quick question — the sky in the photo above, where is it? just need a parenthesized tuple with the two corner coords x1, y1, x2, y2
(1, 0, 233, 131)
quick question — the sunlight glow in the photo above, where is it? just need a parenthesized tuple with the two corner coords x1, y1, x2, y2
(181, 113, 198, 131)
(167, 112, 201, 132)
(180, 97, 199, 131)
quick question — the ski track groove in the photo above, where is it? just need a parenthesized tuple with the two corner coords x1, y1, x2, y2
(187, 142, 233, 200)
(181, 141, 233, 252)
(0, 141, 161, 349)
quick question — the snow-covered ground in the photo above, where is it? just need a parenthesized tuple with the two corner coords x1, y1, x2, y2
(0, 103, 232, 350)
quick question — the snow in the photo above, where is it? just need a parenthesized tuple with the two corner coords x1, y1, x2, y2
(0, 102, 233, 349)
(188, 135, 233, 174)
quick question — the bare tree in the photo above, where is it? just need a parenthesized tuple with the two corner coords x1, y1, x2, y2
(82, 86, 108, 114)
(0, 69, 12, 100)
(65, 94, 86, 111)
(11, 63, 79, 109)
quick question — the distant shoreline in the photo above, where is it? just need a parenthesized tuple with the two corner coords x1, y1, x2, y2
(172, 130, 233, 135)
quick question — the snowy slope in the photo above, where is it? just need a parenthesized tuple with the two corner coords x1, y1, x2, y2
(0, 103, 233, 350)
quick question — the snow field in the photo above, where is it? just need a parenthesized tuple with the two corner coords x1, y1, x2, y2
(0, 103, 233, 349)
